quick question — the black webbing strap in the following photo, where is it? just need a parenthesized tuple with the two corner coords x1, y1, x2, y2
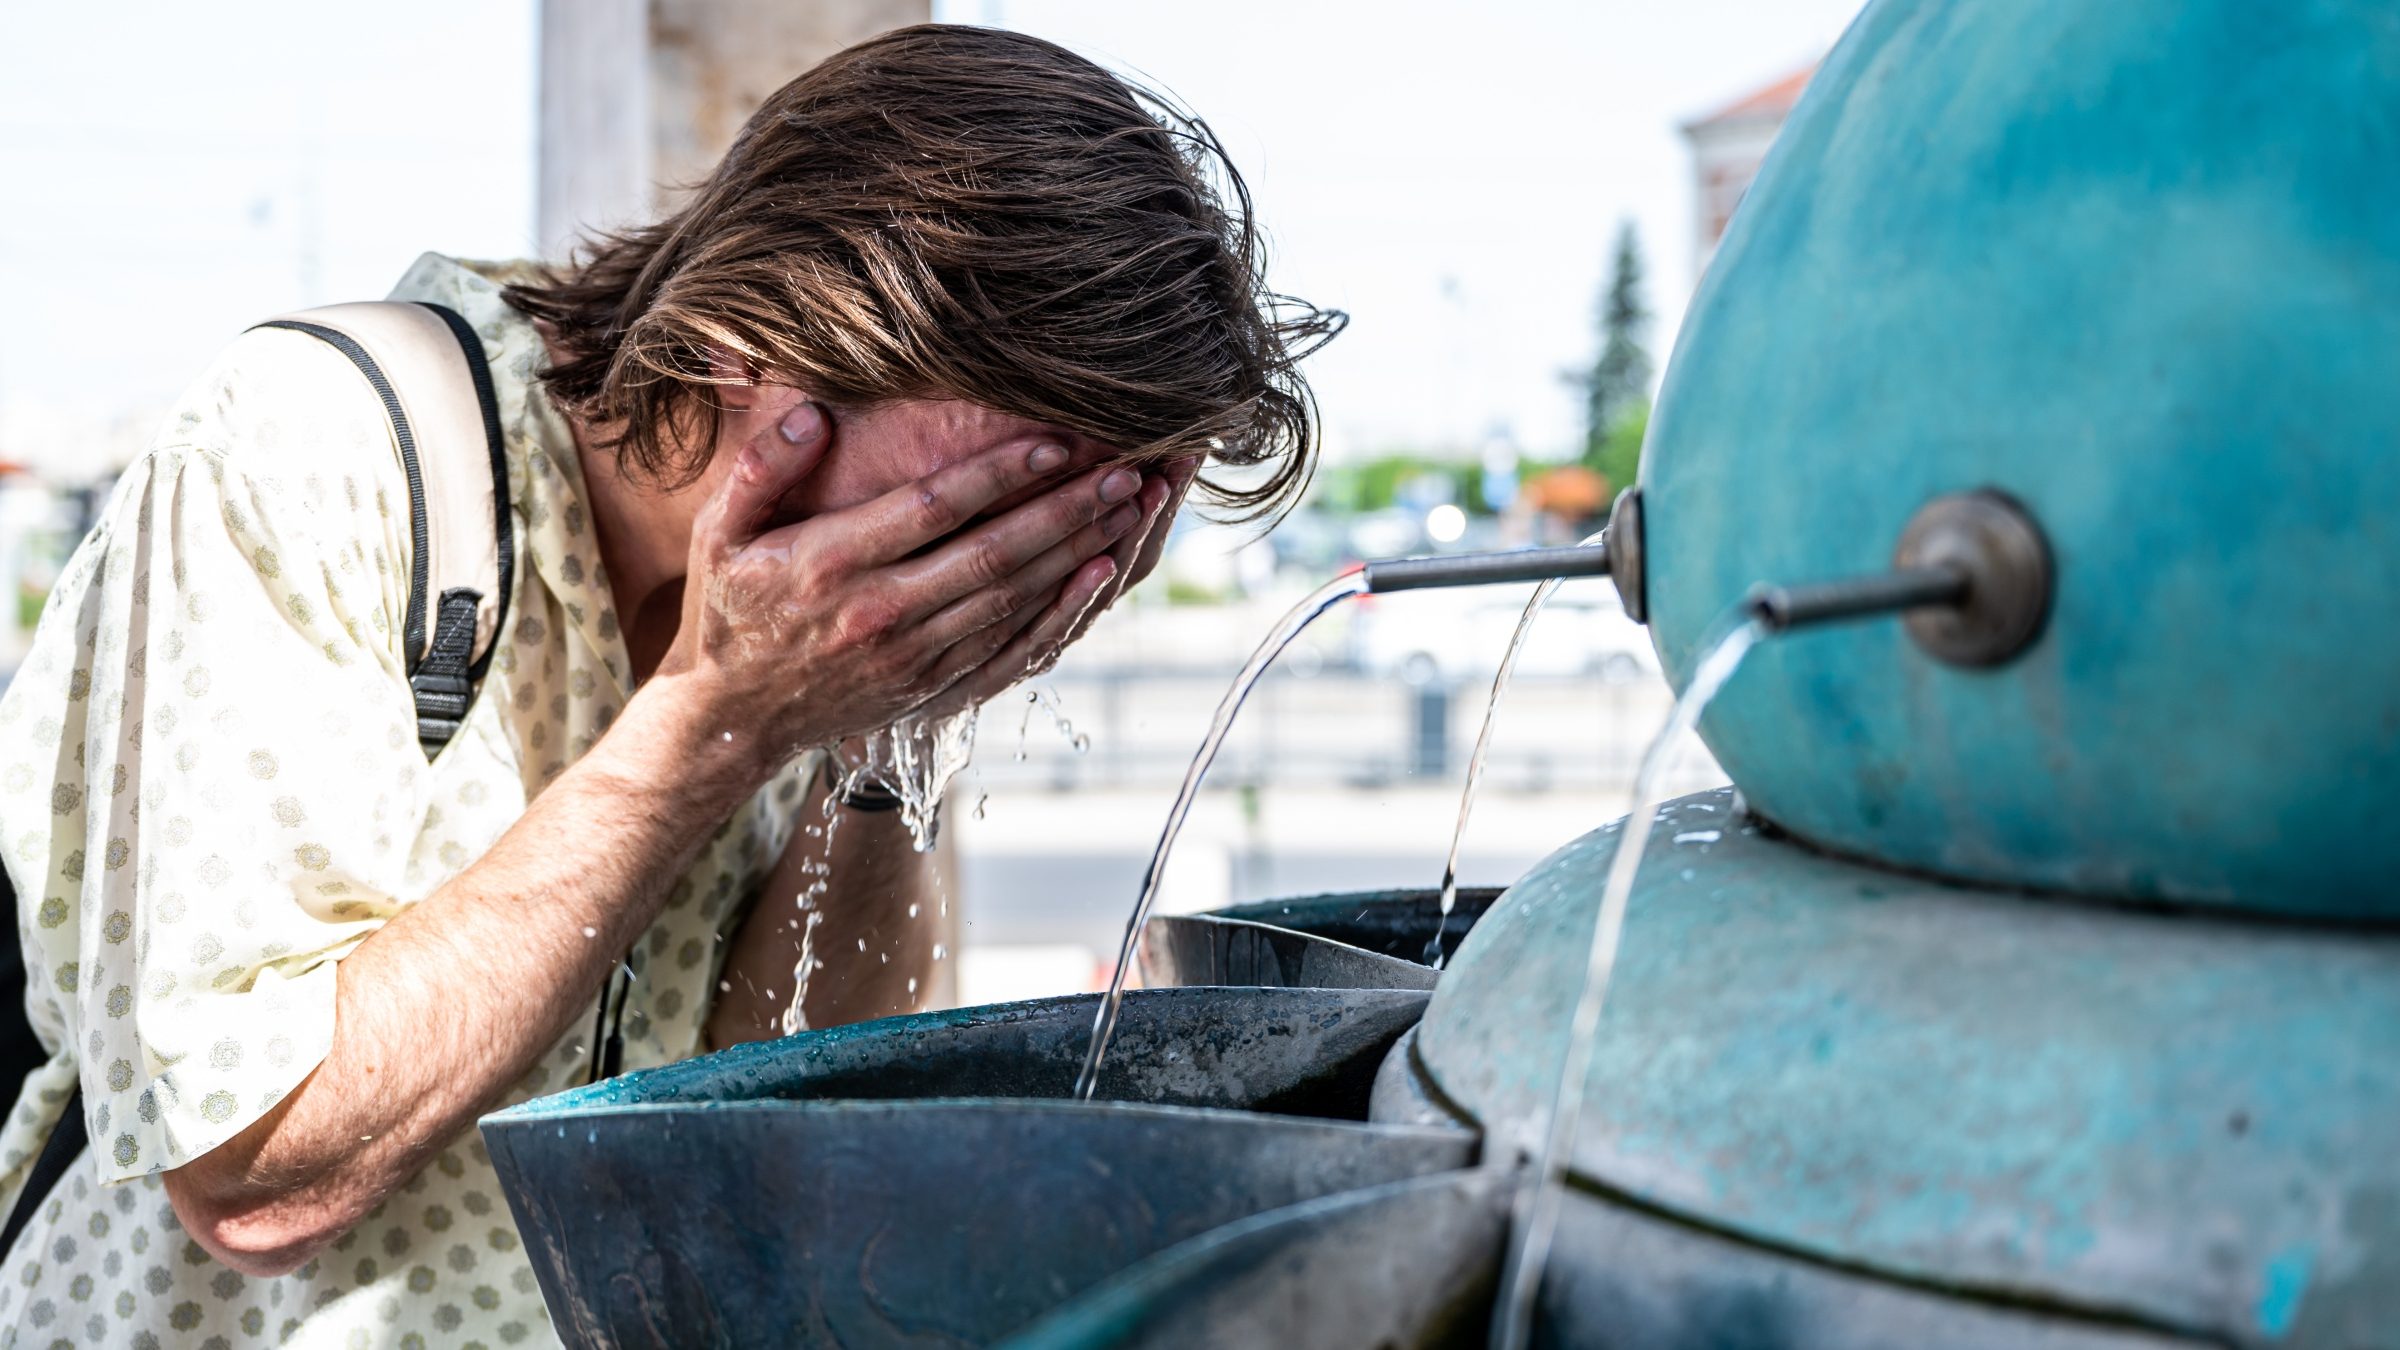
(413, 303, 516, 688)
(410, 589, 484, 754)
(253, 303, 511, 759)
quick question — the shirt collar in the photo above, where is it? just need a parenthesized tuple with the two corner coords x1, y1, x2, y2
(385, 253, 631, 696)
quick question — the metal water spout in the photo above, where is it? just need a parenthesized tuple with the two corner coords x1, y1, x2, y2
(1359, 541, 1612, 592)
(1361, 486, 1648, 610)
(1742, 489, 2054, 665)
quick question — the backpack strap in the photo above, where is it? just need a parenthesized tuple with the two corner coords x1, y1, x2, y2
(252, 302, 515, 758)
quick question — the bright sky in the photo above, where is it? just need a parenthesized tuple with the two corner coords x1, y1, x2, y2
(0, 0, 1861, 477)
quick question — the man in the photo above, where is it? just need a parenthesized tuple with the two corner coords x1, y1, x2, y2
(0, 24, 1331, 1346)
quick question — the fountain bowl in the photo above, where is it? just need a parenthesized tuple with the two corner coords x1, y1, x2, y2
(482, 987, 1467, 1348)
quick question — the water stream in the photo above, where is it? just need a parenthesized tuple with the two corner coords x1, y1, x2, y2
(778, 791, 844, 1035)
(1426, 530, 1607, 968)
(1489, 609, 1769, 1350)
(1070, 572, 1371, 1099)
(780, 704, 982, 1033)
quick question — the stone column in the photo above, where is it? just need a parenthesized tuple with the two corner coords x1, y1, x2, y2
(537, 0, 931, 259)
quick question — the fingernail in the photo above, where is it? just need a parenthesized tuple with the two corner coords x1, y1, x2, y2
(779, 402, 826, 445)
(1101, 504, 1140, 537)
(1099, 469, 1141, 503)
(1028, 444, 1069, 473)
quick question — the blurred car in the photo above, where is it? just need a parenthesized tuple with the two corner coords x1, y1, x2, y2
(1347, 575, 1656, 686)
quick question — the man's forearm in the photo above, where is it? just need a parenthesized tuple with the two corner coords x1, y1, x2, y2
(166, 674, 764, 1275)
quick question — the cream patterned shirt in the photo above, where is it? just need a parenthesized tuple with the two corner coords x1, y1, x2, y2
(0, 254, 812, 1348)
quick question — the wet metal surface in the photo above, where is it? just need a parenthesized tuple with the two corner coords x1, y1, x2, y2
(1138, 914, 1439, 992)
(1422, 788, 2400, 1344)
(1206, 888, 1505, 965)
(488, 1100, 1473, 1349)
(1001, 1170, 1513, 1350)
(1527, 1177, 2200, 1350)
(483, 986, 1462, 1348)
(1008, 1162, 2205, 1350)
(1368, 1027, 1469, 1133)
(513, 986, 1432, 1121)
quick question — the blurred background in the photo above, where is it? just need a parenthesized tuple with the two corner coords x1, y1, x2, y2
(0, 0, 1862, 1003)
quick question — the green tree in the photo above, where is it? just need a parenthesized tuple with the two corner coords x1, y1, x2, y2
(1578, 220, 1654, 497)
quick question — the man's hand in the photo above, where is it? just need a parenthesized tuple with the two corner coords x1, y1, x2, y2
(656, 402, 1143, 768)
(916, 454, 1199, 715)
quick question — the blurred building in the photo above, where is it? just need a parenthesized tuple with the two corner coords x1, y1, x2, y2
(539, 0, 929, 258)
(1681, 63, 1815, 279)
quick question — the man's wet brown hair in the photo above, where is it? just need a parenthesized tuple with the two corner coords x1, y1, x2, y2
(508, 23, 1339, 520)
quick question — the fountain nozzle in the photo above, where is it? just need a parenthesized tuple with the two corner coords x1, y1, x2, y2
(1362, 488, 1648, 619)
(1746, 566, 1969, 633)
(1741, 489, 2055, 667)
(1361, 541, 1610, 594)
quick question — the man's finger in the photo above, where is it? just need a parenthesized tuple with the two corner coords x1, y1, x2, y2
(933, 556, 1115, 704)
(692, 401, 831, 563)
(1124, 459, 1197, 588)
(910, 494, 1140, 649)
(879, 462, 1140, 618)
(840, 438, 1089, 568)
(1063, 471, 1180, 648)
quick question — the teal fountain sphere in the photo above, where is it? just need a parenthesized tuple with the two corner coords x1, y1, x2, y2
(1641, 0, 2400, 916)
(1402, 0, 2400, 1345)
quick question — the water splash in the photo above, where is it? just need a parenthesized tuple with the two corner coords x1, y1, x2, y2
(1034, 686, 1090, 754)
(1015, 685, 1089, 759)
(839, 705, 980, 852)
(780, 704, 978, 1033)
(1426, 531, 1606, 968)
(1489, 608, 1769, 1350)
(1071, 573, 1369, 1099)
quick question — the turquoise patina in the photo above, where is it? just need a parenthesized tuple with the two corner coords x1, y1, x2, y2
(1416, 789, 2400, 1345)
(1640, 0, 2400, 915)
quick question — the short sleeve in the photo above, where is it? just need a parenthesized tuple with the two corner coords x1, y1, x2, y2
(0, 335, 427, 1185)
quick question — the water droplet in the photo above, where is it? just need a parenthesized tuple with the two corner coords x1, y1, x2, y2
(932, 944, 947, 961)
(973, 794, 988, 820)
(907, 903, 919, 919)
(581, 926, 597, 938)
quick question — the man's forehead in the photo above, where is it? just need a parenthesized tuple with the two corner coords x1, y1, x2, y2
(779, 396, 1127, 520)
(885, 399, 1114, 463)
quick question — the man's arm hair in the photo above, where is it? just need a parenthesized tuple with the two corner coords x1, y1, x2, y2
(163, 679, 757, 1276)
